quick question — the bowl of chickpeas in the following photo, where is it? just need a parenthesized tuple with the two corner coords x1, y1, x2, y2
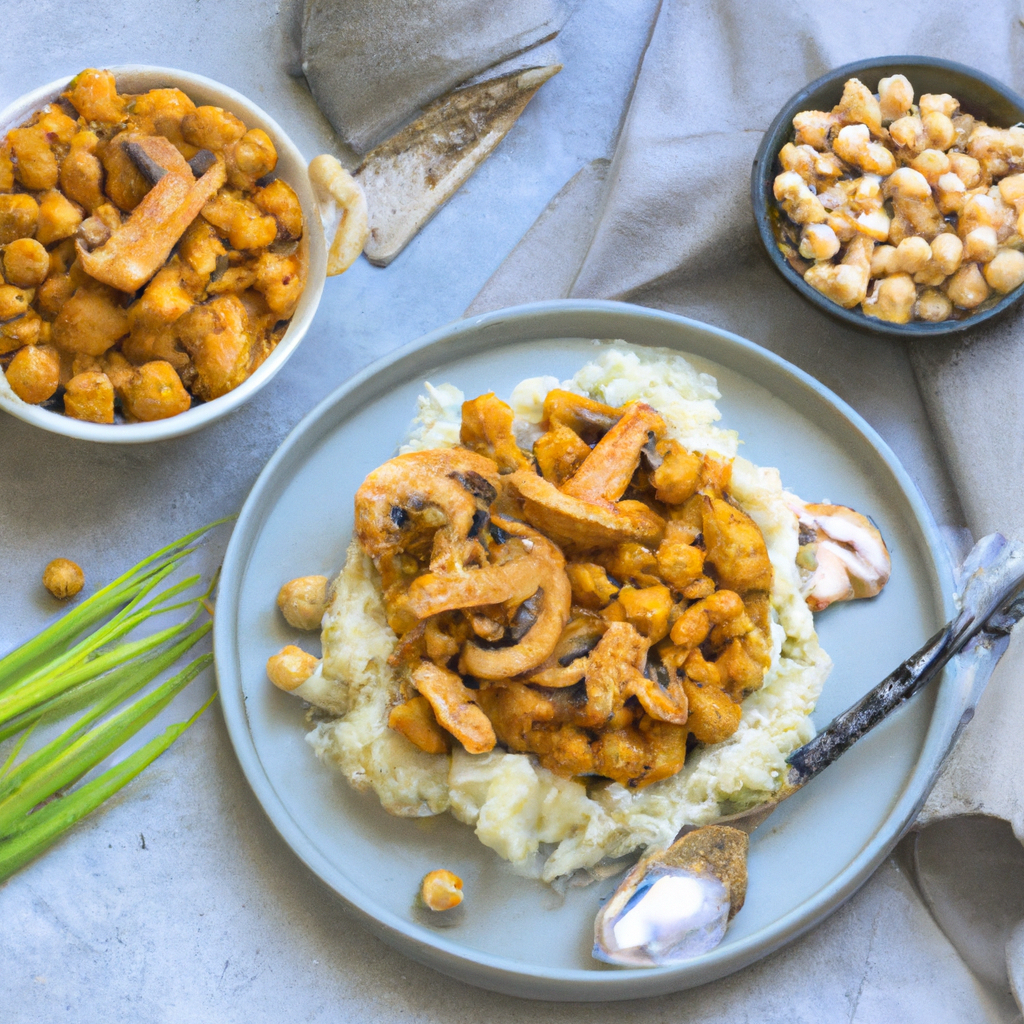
(0, 65, 327, 441)
(751, 56, 1024, 336)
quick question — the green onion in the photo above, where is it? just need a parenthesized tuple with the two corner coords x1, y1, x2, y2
(0, 694, 215, 884)
(0, 520, 228, 884)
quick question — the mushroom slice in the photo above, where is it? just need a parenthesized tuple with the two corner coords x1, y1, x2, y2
(354, 448, 502, 572)
(505, 469, 665, 548)
(458, 521, 572, 680)
(77, 145, 226, 292)
(562, 401, 665, 503)
(411, 660, 495, 754)
(790, 500, 892, 611)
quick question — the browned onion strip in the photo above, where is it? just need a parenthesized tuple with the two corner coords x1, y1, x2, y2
(561, 401, 664, 503)
(78, 144, 227, 291)
(411, 661, 496, 754)
(458, 529, 571, 680)
(406, 551, 541, 619)
(506, 469, 664, 548)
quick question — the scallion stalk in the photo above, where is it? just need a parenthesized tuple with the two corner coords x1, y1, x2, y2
(0, 520, 229, 884)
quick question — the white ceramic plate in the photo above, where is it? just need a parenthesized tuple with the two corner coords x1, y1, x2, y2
(215, 300, 956, 1001)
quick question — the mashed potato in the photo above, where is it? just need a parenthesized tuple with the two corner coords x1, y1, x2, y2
(307, 341, 832, 882)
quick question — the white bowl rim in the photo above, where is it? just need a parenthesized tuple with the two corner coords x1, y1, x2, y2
(0, 64, 327, 444)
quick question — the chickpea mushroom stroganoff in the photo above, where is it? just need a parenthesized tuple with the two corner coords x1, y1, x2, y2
(0, 68, 306, 422)
(773, 75, 1024, 324)
(268, 343, 891, 883)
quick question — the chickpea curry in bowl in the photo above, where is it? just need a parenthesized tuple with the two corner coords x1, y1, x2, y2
(0, 66, 327, 439)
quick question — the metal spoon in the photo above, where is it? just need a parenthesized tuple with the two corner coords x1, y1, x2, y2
(593, 534, 1024, 967)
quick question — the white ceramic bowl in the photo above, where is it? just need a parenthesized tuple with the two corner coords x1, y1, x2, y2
(0, 65, 327, 443)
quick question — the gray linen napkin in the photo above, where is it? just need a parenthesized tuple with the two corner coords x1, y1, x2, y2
(301, 0, 575, 153)
(468, 0, 1024, 1011)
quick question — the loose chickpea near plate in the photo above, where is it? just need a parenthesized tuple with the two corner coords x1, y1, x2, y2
(772, 74, 1024, 324)
(0, 68, 328, 423)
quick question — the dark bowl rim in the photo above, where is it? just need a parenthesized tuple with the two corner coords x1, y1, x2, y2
(751, 54, 1024, 338)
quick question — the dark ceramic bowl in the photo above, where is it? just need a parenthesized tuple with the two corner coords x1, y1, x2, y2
(751, 55, 1024, 337)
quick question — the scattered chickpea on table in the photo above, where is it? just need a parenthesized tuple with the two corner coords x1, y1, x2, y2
(773, 75, 1024, 324)
(0, 68, 307, 422)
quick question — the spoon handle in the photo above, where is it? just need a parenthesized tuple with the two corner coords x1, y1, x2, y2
(786, 533, 1024, 788)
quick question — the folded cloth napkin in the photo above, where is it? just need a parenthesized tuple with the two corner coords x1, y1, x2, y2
(469, 0, 1024, 1012)
(301, 0, 574, 153)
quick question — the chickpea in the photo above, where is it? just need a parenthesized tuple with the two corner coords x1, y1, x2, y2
(226, 129, 278, 190)
(826, 209, 858, 243)
(0, 284, 31, 321)
(43, 558, 85, 600)
(948, 153, 983, 189)
(63, 370, 115, 423)
(982, 249, 1024, 294)
(59, 130, 106, 212)
(804, 235, 871, 308)
(0, 139, 12, 192)
(964, 226, 998, 263)
(946, 263, 991, 309)
(889, 114, 928, 154)
(201, 189, 278, 250)
(121, 360, 191, 421)
(922, 111, 956, 151)
(773, 171, 826, 225)
(793, 109, 833, 150)
(885, 167, 944, 238)
(36, 190, 84, 247)
(100, 133, 151, 212)
(935, 172, 966, 215)
(835, 78, 881, 133)
(832, 124, 896, 176)
(919, 93, 958, 118)
(0, 193, 39, 245)
(855, 209, 890, 241)
(910, 149, 951, 186)
(420, 870, 464, 912)
(878, 75, 914, 124)
(181, 105, 247, 151)
(130, 88, 198, 159)
(863, 273, 916, 324)
(914, 289, 953, 322)
(5, 344, 61, 403)
(870, 244, 898, 278)
(253, 179, 303, 240)
(52, 283, 129, 356)
(3, 238, 49, 288)
(1, 312, 42, 351)
(178, 219, 227, 280)
(277, 575, 329, 631)
(998, 173, 1024, 209)
(64, 68, 125, 124)
(7, 125, 58, 191)
(799, 223, 840, 261)
(254, 251, 303, 317)
(266, 644, 319, 692)
(176, 294, 250, 400)
(930, 233, 964, 277)
(892, 236, 932, 274)
(36, 273, 74, 320)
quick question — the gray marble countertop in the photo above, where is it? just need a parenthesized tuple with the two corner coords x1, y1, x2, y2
(0, 2, 1010, 1021)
